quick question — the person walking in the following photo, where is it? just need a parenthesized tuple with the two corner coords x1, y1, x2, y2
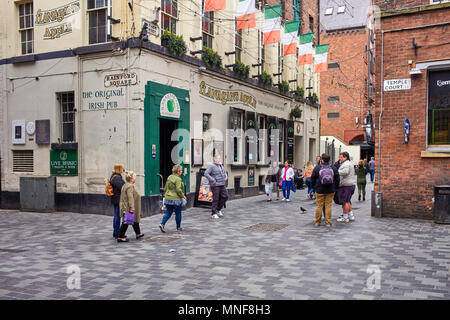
(294, 168, 304, 190)
(265, 161, 280, 202)
(356, 160, 368, 201)
(336, 152, 357, 223)
(204, 155, 229, 219)
(368, 157, 376, 183)
(281, 161, 295, 202)
(304, 161, 314, 199)
(109, 163, 125, 239)
(311, 153, 340, 227)
(117, 171, 144, 242)
(160, 164, 186, 232)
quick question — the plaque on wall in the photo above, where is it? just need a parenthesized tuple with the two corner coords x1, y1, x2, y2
(12, 120, 25, 144)
(35, 120, 50, 144)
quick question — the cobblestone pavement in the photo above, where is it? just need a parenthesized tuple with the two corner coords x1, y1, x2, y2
(0, 183, 449, 300)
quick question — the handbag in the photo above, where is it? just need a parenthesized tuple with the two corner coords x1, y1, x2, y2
(124, 211, 135, 225)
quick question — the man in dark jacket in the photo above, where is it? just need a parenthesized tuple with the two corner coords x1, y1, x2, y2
(204, 155, 228, 219)
(311, 153, 340, 227)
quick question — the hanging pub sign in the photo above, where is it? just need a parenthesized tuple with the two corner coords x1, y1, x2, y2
(160, 93, 181, 119)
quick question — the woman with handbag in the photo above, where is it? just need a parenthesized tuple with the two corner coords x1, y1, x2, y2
(265, 161, 280, 202)
(159, 164, 186, 233)
(117, 170, 144, 242)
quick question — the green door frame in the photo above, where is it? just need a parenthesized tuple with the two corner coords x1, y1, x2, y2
(144, 81, 190, 196)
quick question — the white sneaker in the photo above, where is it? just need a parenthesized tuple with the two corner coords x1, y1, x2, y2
(217, 211, 224, 217)
(286, 199, 290, 202)
(349, 215, 355, 221)
(281, 198, 286, 201)
(211, 214, 220, 219)
(337, 216, 349, 223)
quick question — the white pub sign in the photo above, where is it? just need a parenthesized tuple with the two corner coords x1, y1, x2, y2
(383, 79, 411, 91)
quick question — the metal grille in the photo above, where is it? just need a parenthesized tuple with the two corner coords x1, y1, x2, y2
(13, 150, 33, 172)
(244, 223, 289, 232)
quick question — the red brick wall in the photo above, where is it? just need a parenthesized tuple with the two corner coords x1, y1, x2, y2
(319, 29, 370, 144)
(374, 6, 450, 218)
(375, 0, 431, 11)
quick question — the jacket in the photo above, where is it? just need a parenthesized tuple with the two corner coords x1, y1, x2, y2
(355, 166, 368, 184)
(265, 166, 280, 183)
(204, 163, 228, 187)
(119, 182, 141, 223)
(164, 174, 185, 200)
(311, 163, 340, 194)
(338, 160, 356, 187)
(110, 173, 125, 205)
(281, 166, 295, 181)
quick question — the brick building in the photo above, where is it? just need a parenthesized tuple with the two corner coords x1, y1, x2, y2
(319, 0, 375, 162)
(374, 0, 450, 218)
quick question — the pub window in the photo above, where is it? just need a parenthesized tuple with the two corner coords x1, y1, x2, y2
(202, 1, 214, 49)
(58, 92, 76, 142)
(278, 120, 284, 163)
(161, 0, 178, 34)
(88, 0, 109, 44)
(19, 2, 34, 55)
(428, 70, 450, 147)
(257, 115, 266, 163)
(230, 110, 243, 163)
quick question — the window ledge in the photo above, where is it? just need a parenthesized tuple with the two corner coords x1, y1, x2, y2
(421, 151, 450, 158)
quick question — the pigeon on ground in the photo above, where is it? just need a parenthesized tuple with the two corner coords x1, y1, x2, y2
(300, 207, 307, 214)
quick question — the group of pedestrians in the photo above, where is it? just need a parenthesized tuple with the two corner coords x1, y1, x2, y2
(107, 153, 374, 240)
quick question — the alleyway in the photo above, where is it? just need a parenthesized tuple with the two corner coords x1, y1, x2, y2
(0, 183, 448, 300)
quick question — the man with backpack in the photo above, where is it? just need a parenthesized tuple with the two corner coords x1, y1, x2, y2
(311, 153, 340, 227)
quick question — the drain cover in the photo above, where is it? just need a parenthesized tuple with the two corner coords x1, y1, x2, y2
(244, 223, 289, 232)
(141, 236, 180, 243)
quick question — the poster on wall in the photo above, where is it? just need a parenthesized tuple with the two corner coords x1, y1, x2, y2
(197, 175, 213, 203)
(12, 120, 25, 144)
(192, 139, 203, 167)
(35, 120, 50, 144)
(248, 167, 255, 186)
(213, 141, 224, 163)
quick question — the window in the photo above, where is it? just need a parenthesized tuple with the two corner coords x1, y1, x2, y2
(161, 0, 178, 34)
(325, 7, 333, 15)
(58, 92, 76, 142)
(428, 70, 450, 146)
(235, 28, 242, 62)
(278, 120, 284, 163)
(257, 115, 266, 162)
(309, 15, 314, 34)
(278, 43, 283, 75)
(328, 61, 340, 70)
(13, 150, 33, 172)
(259, 31, 265, 72)
(19, 2, 33, 54)
(328, 112, 340, 120)
(293, 0, 301, 21)
(328, 95, 340, 104)
(202, 1, 214, 49)
(337, 6, 346, 14)
(88, 0, 109, 44)
(230, 110, 243, 163)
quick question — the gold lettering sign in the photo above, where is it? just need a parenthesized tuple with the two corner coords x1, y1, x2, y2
(35, 1, 80, 25)
(199, 81, 257, 109)
(43, 23, 72, 40)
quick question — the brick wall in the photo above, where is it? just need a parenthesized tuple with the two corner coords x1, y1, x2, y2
(374, 5, 450, 218)
(319, 29, 370, 144)
(375, 0, 430, 11)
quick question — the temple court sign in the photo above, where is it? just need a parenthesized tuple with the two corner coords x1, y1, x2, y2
(383, 79, 411, 91)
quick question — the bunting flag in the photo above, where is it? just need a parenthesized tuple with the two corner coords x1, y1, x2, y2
(314, 44, 329, 73)
(204, 0, 226, 12)
(236, 0, 256, 30)
(298, 33, 314, 65)
(263, 5, 282, 44)
(282, 21, 299, 56)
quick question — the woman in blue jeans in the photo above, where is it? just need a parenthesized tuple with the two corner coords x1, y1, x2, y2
(281, 161, 295, 201)
(109, 163, 125, 239)
(304, 161, 314, 199)
(160, 164, 186, 232)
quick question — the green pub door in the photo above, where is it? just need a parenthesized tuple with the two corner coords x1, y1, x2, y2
(144, 81, 190, 196)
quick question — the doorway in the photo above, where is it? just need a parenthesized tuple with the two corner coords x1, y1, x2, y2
(159, 118, 178, 184)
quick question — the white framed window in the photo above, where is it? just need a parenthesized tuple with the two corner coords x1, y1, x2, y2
(161, 0, 178, 34)
(18, 2, 33, 55)
(87, 0, 109, 44)
(202, 0, 214, 49)
(235, 28, 242, 62)
(325, 7, 333, 15)
(58, 92, 76, 142)
(337, 6, 346, 14)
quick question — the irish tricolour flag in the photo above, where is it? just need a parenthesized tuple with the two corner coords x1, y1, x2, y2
(204, 0, 226, 12)
(298, 33, 314, 65)
(263, 5, 282, 45)
(314, 44, 329, 73)
(282, 21, 299, 56)
(236, 0, 256, 30)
